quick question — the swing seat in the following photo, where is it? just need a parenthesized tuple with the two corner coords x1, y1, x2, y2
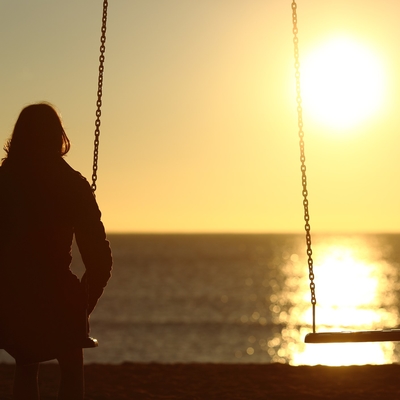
(82, 336, 99, 348)
(305, 329, 400, 343)
(0, 336, 98, 349)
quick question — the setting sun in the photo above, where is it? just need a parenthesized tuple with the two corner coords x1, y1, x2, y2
(301, 36, 387, 131)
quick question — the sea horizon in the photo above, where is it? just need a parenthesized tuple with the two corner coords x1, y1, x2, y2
(2, 233, 400, 366)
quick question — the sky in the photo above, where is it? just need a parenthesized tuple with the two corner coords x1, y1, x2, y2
(1, 0, 400, 233)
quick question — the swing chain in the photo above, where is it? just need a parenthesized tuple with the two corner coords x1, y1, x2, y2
(291, 0, 317, 332)
(91, 0, 109, 193)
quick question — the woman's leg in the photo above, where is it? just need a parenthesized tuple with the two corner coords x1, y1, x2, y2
(57, 347, 84, 400)
(13, 362, 40, 400)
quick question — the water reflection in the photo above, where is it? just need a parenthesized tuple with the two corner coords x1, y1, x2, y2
(277, 235, 400, 366)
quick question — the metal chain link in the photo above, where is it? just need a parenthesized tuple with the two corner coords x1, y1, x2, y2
(91, 0, 109, 193)
(85, 0, 109, 344)
(291, 0, 317, 333)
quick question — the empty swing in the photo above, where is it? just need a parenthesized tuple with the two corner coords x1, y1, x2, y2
(291, 0, 400, 344)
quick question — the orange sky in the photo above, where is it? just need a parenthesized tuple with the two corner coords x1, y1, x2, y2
(1, 1, 400, 233)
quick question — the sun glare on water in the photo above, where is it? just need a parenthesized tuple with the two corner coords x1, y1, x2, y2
(301, 36, 387, 132)
(280, 238, 400, 366)
(295, 246, 397, 366)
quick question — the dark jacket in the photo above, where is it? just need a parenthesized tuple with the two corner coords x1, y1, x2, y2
(0, 156, 112, 361)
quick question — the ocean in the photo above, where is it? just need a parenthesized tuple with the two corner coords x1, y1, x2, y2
(2, 233, 400, 366)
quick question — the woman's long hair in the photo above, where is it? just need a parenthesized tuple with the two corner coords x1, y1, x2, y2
(2, 102, 70, 164)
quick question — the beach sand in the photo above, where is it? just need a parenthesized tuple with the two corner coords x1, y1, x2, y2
(0, 362, 399, 399)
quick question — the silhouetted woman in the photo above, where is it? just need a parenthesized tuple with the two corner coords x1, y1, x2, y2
(0, 103, 112, 399)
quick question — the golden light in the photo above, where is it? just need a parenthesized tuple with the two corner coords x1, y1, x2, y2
(309, 246, 381, 328)
(293, 339, 395, 366)
(278, 237, 400, 366)
(301, 36, 387, 131)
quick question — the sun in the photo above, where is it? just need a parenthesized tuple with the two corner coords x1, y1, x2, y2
(300, 36, 387, 131)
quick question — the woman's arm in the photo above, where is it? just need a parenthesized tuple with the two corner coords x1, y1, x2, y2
(74, 178, 112, 314)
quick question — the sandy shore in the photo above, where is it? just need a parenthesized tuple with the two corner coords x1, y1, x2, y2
(0, 363, 400, 399)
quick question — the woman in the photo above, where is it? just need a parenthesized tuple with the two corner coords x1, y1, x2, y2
(0, 103, 112, 399)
